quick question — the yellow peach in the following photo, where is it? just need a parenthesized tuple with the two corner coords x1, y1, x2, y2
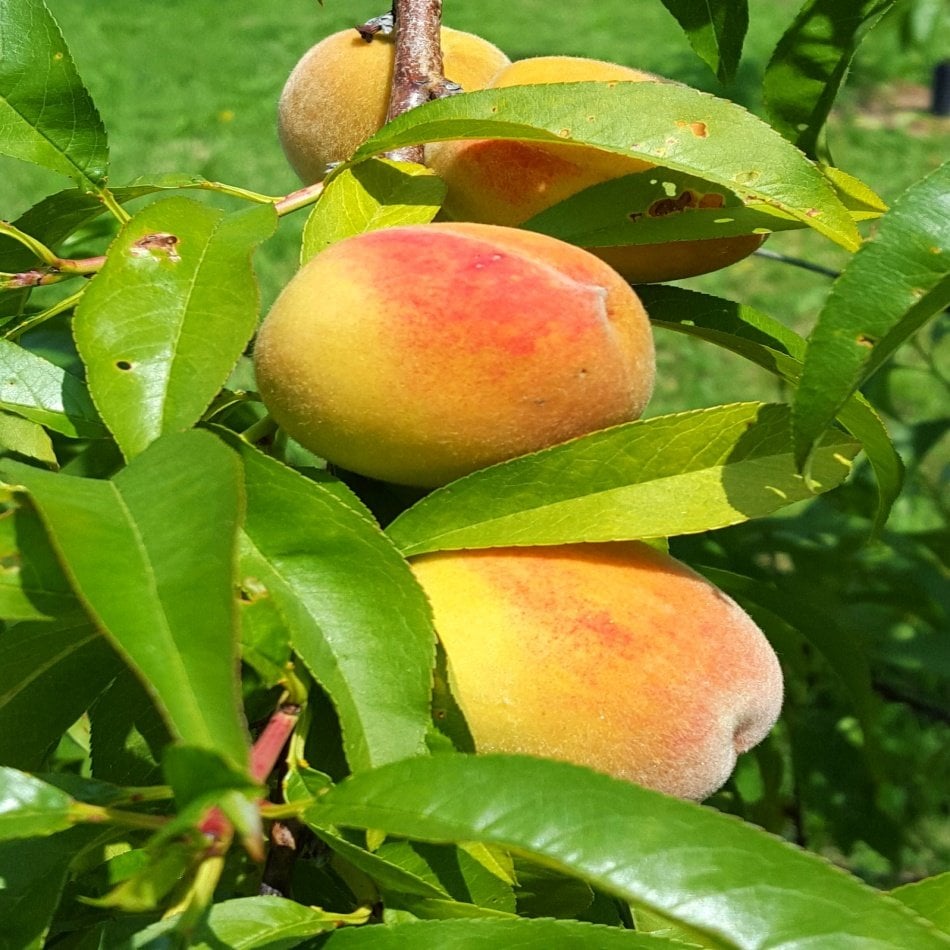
(253, 223, 655, 487)
(427, 55, 764, 283)
(411, 542, 783, 800)
(278, 27, 510, 183)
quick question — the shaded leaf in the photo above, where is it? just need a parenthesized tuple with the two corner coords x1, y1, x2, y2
(523, 168, 801, 247)
(387, 403, 858, 557)
(73, 198, 276, 460)
(793, 161, 950, 470)
(163, 745, 260, 811)
(892, 872, 950, 934)
(0, 339, 104, 438)
(0, 765, 75, 839)
(763, 0, 897, 157)
(89, 667, 171, 787)
(351, 83, 860, 249)
(637, 284, 904, 531)
(0, 495, 79, 621)
(658, 0, 748, 83)
(0, 409, 56, 465)
(307, 755, 950, 949)
(0, 430, 250, 767)
(0, 826, 110, 949)
(0, 619, 121, 770)
(0, 0, 108, 185)
(302, 158, 446, 262)
(229, 436, 434, 772)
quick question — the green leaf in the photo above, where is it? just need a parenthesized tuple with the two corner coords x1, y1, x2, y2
(0, 0, 108, 186)
(892, 872, 950, 935)
(163, 745, 260, 811)
(522, 169, 801, 247)
(793, 161, 950, 470)
(0, 826, 110, 949)
(763, 0, 897, 157)
(89, 667, 170, 787)
(0, 409, 56, 465)
(0, 430, 250, 767)
(658, 0, 748, 83)
(306, 755, 950, 949)
(0, 765, 75, 839)
(130, 895, 356, 949)
(351, 83, 860, 250)
(73, 197, 276, 460)
(0, 619, 121, 770)
(311, 828, 451, 901)
(302, 158, 446, 263)
(387, 403, 858, 557)
(229, 436, 434, 772)
(819, 164, 888, 218)
(637, 284, 904, 531)
(0, 339, 105, 438)
(0, 496, 78, 621)
(320, 918, 684, 947)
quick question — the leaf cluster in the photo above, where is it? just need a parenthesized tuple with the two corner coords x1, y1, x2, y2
(0, 0, 947, 946)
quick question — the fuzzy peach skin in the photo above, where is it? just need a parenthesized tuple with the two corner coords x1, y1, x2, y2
(426, 55, 764, 284)
(253, 222, 655, 487)
(278, 27, 510, 183)
(411, 542, 784, 801)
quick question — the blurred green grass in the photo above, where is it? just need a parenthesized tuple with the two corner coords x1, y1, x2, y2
(1, 0, 946, 415)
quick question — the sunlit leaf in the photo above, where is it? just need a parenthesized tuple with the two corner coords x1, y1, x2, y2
(321, 917, 685, 947)
(74, 197, 276, 459)
(0, 339, 104, 438)
(130, 895, 361, 948)
(0, 766, 75, 839)
(302, 158, 446, 262)
(387, 403, 858, 557)
(0, 0, 108, 185)
(793, 161, 950, 470)
(352, 83, 860, 250)
(307, 755, 950, 949)
(892, 872, 950, 934)
(637, 284, 904, 531)
(0, 430, 250, 767)
(229, 436, 435, 772)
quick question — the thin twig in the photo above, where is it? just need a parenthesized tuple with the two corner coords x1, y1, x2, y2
(754, 247, 841, 280)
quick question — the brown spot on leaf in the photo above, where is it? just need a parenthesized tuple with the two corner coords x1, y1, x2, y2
(115, 360, 134, 371)
(131, 232, 181, 262)
(699, 192, 725, 209)
(676, 120, 709, 137)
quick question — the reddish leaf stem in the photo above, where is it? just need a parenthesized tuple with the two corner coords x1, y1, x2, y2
(198, 703, 301, 855)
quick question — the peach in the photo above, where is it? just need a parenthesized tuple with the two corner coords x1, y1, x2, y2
(426, 55, 764, 284)
(253, 222, 655, 487)
(278, 27, 510, 183)
(410, 542, 784, 800)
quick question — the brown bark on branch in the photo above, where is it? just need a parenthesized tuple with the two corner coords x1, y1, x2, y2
(373, 0, 454, 164)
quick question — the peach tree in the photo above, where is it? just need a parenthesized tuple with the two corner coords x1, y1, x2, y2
(0, 0, 948, 947)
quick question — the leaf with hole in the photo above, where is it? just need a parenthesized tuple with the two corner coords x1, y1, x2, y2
(352, 83, 860, 250)
(73, 197, 276, 460)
